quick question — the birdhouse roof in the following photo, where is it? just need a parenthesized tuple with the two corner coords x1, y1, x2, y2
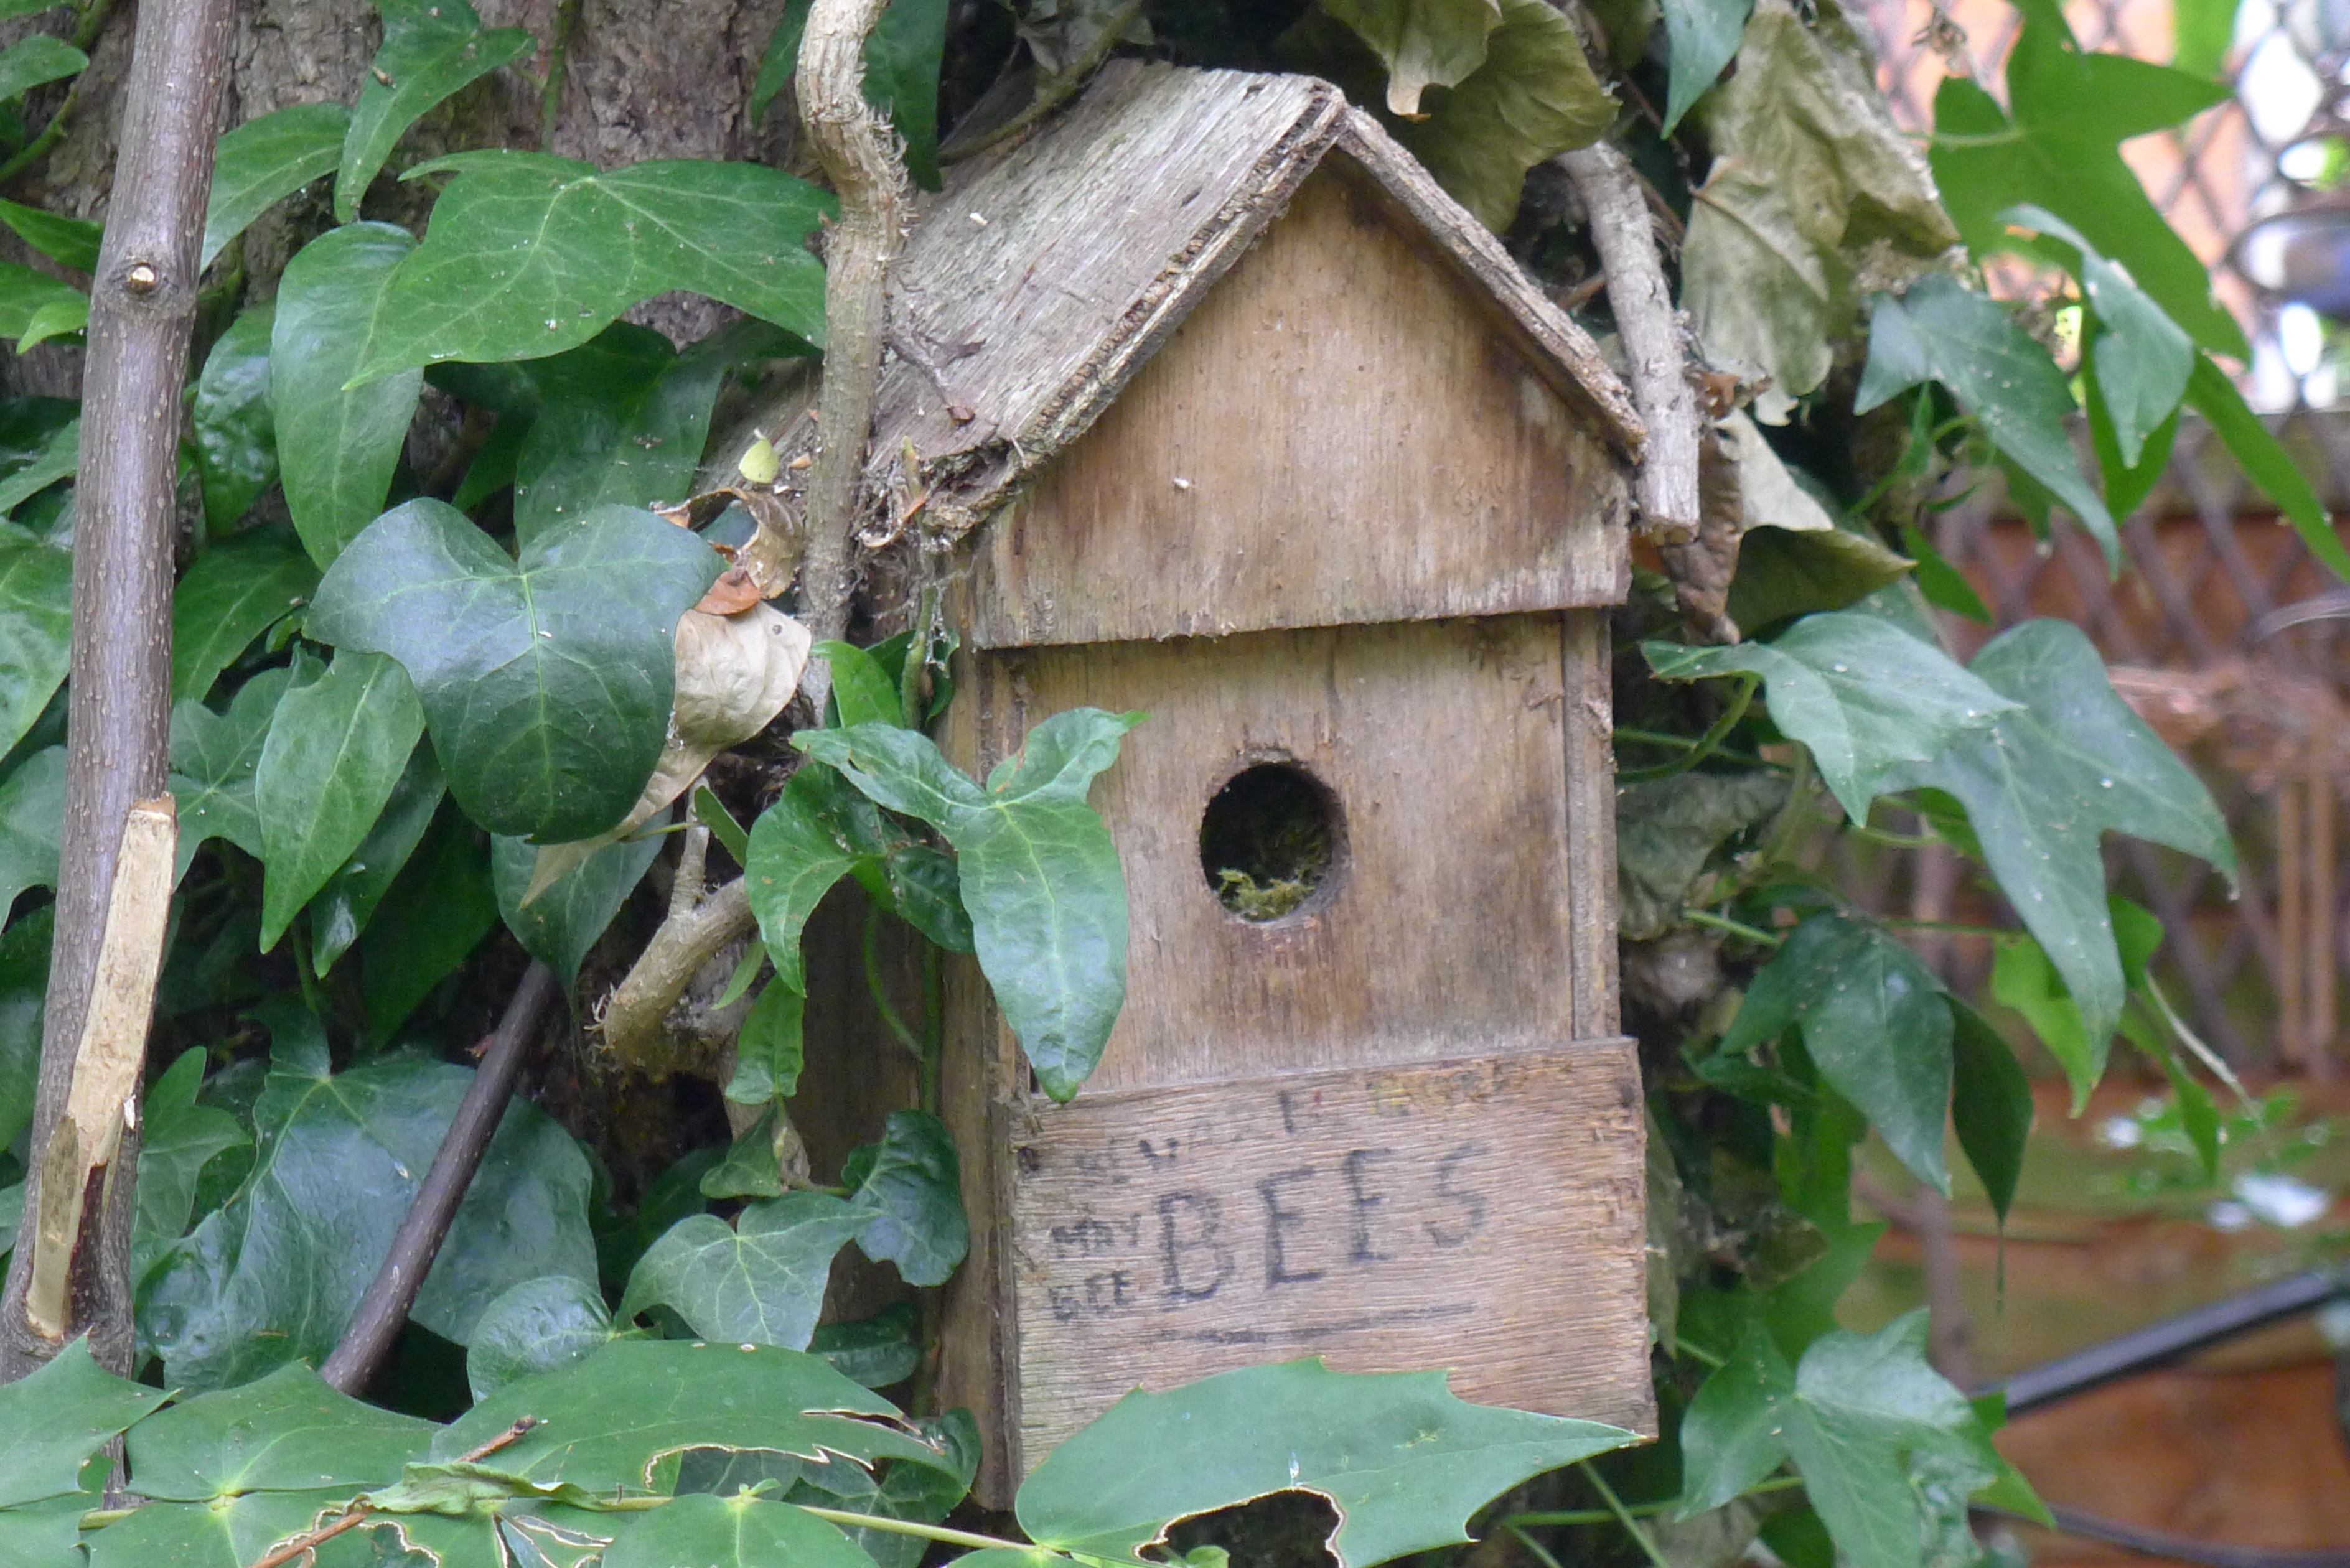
(769, 61, 1644, 538)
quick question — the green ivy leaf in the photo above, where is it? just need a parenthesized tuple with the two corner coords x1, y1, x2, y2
(618, 1192, 869, 1349)
(1660, 0, 1750, 132)
(603, 1492, 881, 1568)
(808, 1303, 922, 1390)
(491, 827, 661, 987)
(2172, 0, 2237, 75)
(202, 101, 352, 267)
(1948, 997, 2033, 1222)
(1393, 0, 1614, 231)
(1900, 523, 1990, 624)
(1614, 771, 1787, 941)
(464, 1274, 620, 1401)
(752, 0, 952, 189)
(2183, 353, 2350, 581)
(1644, 609, 2018, 824)
(271, 222, 422, 569)
(0, 912, 45, 1152)
(335, 0, 538, 223)
(131, 1048, 250, 1281)
(1883, 619, 2232, 1065)
(0, 530, 68, 757)
(434, 1337, 955, 1494)
(0, 264, 83, 348)
(820, 638, 906, 729)
(83, 1487, 355, 1568)
(700, 1103, 793, 1200)
(0, 413, 73, 517)
(1322, 0, 1500, 115)
(352, 151, 831, 380)
(0, 1338, 168, 1508)
(0, 35, 85, 104)
(726, 981, 806, 1106)
(307, 497, 722, 842)
(797, 709, 1140, 1101)
(0, 196, 98, 273)
(0, 1490, 90, 1568)
(139, 1049, 597, 1392)
(357, 800, 499, 1040)
(169, 670, 290, 862)
(887, 844, 973, 953)
(1017, 1359, 1634, 1568)
(190, 304, 278, 535)
(745, 761, 896, 991)
(15, 296, 83, 352)
(1723, 911, 1953, 1190)
(1678, 1312, 2029, 1568)
(309, 739, 444, 971)
(171, 535, 315, 704)
(125, 1361, 431, 1501)
(1857, 274, 2115, 565)
(0, 745, 64, 918)
(848, 1109, 966, 1287)
(253, 649, 424, 950)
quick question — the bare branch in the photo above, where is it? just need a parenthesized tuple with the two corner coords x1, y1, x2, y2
(597, 876, 757, 1075)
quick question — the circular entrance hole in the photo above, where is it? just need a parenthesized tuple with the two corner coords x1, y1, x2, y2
(1199, 762, 1341, 922)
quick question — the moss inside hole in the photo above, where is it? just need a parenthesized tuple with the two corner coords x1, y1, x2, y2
(1199, 762, 1338, 921)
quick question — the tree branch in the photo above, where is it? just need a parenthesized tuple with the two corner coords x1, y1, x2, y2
(597, 875, 757, 1075)
(0, 0, 234, 1383)
(796, 0, 908, 709)
(319, 963, 562, 1395)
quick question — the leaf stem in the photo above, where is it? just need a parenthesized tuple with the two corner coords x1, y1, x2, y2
(863, 902, 926, 1065)
(1506, 1523, 1572, 1568)
(1577, 1460, 1673, 1568)
(1612, 726, 1786, 772)
(1682, 909, 1783, 948)
(794, 1503, 1045, 1554)
(1504, 1475, 1805, 1526)
(1619, 676, 1759, 783)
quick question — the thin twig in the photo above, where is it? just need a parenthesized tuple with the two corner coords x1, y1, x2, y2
(1681, 909, 1782, 947)
(1578, 1461, 1673, 1568)
(1618, 674, 1757, 782)
(317, 963, 562, 1394)
(0, 0, 123, 190)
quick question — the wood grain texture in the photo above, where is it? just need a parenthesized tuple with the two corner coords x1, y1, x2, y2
(728, 62, 1640, 539)
(957, 165, 1631, 648)
(947, 615, 1609, 1093)
(999, 1045, 1655, 1473)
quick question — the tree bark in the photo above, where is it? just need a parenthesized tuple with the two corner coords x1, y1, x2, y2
(0, 0, 235, 1382)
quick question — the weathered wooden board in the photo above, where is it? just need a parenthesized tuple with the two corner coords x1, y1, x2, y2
(941, 614, 1613, 1093)
(955, 164, 1631, 650)
(996, 1045, 1654, 1473)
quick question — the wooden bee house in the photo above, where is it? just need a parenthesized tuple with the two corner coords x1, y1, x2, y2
(803, 62, 1652, 1502)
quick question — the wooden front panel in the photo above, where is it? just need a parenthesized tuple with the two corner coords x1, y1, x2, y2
(957, 163, 1631, 651)
(999, 1045, 1654, 1472)
(949, 614, 1608, 1093)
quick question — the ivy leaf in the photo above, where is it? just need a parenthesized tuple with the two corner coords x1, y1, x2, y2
(1322, 0, 1501, 115)
(492, 828, 662, 987)
(1997, 204, 2192, 471)
(352, 152, 832, 380)
(464, 1274, 620, 1401)
(170, 534, 315, 704)
(15, 296, 83, 351)
(848, 1109, 967, 1287)
(1017, 1360, 1634, 1568)
(271, 222, 422, 569)
(335, 0, 538, 223)
(1949, 997, 2033, 1222)
(1857, 274, 2116, 566)
(1644, 609, 2018, 824)
(512, 320, 785, 546)
(0, 530, 69, 757)
(0, 197, 99, 273)
(603, 1493, 881, 1568)
(1682, 0, 1957, 421)
(752, 0, 952, 188)
(1660, 0, 1751, 132)
(1883, 619, 2233, 1063)
(618, 1192, 869, 1349)
(0, 35, 84, 105)
(0, 745, 65, 918)
(820, 638, 906, 729)
(357, 800, 500, 1040)
(139, 1050, 597, 1393)
(1678, 1312, 2025, 1568)
(131, 1048, 250, 1279)
(2183, 353, 2350, 581)
(809, 1304, 922, 1390)
(700, 1103, 793, 1200)
(309, 739, 444, 971)
(190, 304, 278, 534)
(1929, 0, 2242, 359)
(888, 844, 973, 953)
(1615, 771, 1787, 941)
(0, 913, 44, 1152)
(725, 981, 805, 1106)
(1392, 0, 1614, 231)
(0, 1490, 90, 1567)
(0, 264, 83, 347)
(796, 709, 1141, 1101)
(253, 649, 424, 950)
(202, 101, 352, 267)
(1723, 912, 1953, 1190)
(435, 1337, 953, 1493)
(169, 671, 289, 862)
(83, 1488, 354, 1568)
(0, 1338, 168, 1509)
(745, 760, 896, 991)
(125, 1361, 431, 1501)
(1987, 896, 2161, 1111)
(306, 497, 723, 843)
